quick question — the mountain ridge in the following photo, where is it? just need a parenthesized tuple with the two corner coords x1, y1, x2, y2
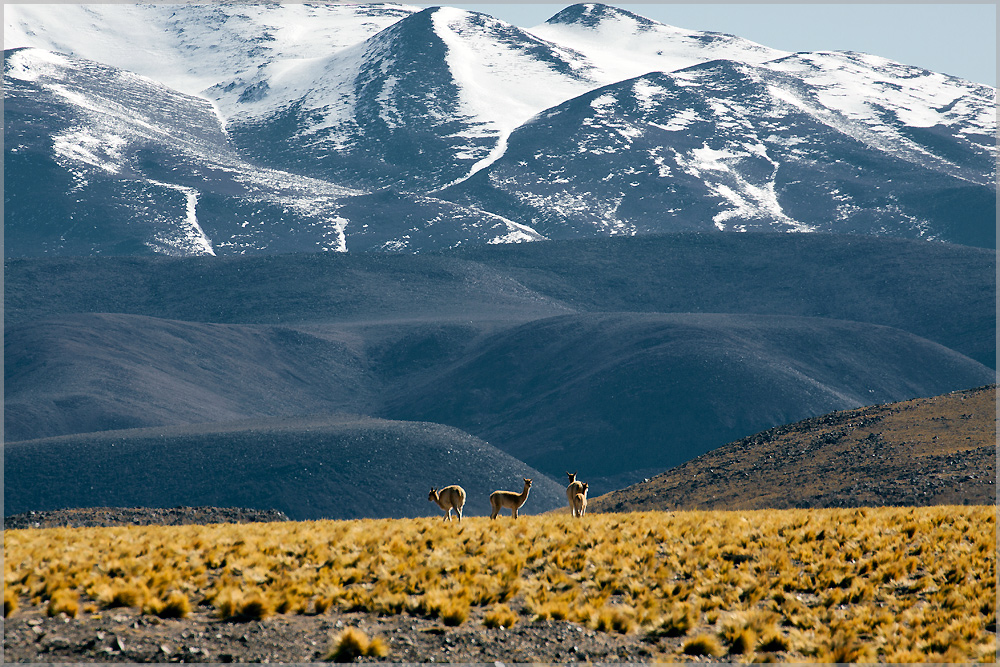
(5, 3, 995, 255)
(6, 232, 995, 367)
(6, 233, 995, 496)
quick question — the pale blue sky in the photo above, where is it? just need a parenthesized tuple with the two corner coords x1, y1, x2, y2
(413, 3, 997, 86)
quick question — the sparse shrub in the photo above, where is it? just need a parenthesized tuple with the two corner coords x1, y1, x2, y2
(756, 631, 790, 653)
(339, 588, 370, 613)
(4, 588, 18, 618)
(102, 582, 146, 609)
(371, 591, 408, 616)
(326, 627, 388, 662)
(593, 605, 636, 634)
(214, 587, 242, 620)
(483, 604, 519, 629)
(824, 625, 876, 662)
(885, 648, 927, 662)
(727, 627, 757, 655)
(682, 633, 724, 657)
(156, 591, 191, 619)
(440, 598, 470, 626)
(215, 588, 273, 622)
(821, 587, 846, 608)
(650, 603, 696, 637)
(313, 595, 333, 615)
(408, 589, 450, 619)
(527, 589, 577, 622)
(532, 599, 571, 621)
(46, 588, 79, 618)
(236, 594, 273, 622)
(275, 594, 298, 615)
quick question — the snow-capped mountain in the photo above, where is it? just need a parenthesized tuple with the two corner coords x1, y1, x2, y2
(442, 56, 996, 245)
(224, 6, 602, 191)
(4, 3, 996, 255)
(3, 3, 421, 102)
(5, 47, 362, 255)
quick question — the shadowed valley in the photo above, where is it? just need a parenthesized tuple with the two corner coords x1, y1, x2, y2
(5, 233, 995, 516)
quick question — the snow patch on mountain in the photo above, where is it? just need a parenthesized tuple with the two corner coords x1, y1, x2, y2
(4, 3, 422, 115)
(426, 7, 601, 188)
(145, 179, 215, 256)
(52, 127, 126, 176)
(5, 46, 69, 81)
(764, 51, 996, 184)
(528, 3, 789, 85)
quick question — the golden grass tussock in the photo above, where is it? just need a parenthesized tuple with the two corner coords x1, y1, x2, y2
(682, 633, 725, 657)
(46, 588, 79, 618)
(147, 590, 192, 619)
(213, 587, 274, 622)
(5, 587, 19, 618)
(326, 627, 389, 662)
(3, 505, 996, 662)
(483, 603, 519, 629)
(98, 581, 148, 609)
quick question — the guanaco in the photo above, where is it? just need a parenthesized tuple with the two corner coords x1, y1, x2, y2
(490, 478, 532, 519)
(566, 471, 585, 516)
(428, 485, 466, 521)
(571, 482, 588, 517)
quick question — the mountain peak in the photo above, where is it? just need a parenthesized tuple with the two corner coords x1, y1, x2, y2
(544, 3, 658, 29)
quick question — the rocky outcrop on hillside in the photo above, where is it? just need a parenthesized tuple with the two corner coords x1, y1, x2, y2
(589, 384, 997, 513)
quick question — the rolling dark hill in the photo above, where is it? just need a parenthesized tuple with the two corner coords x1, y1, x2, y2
(4, 313, 377, 442)
(6, 309, 992, 489)
(5, 233, 994, 367)
(2, 251, 575, 328)
(587, 384, 997, 513)
(383, 312, 995, 495)
(4, 233, 994, 513)
(3, 415, 567, 520)
(455, 233, 996, 369)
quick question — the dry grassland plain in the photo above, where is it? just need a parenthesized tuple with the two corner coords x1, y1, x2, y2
(4, 505, 995, 662)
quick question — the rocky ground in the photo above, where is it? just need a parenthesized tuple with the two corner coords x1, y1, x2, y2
(3, 602, 687, 664)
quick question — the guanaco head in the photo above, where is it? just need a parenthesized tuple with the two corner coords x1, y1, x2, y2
(524, 478, 533, 487)
(566, 471, 577, 483)
(580, 482, 588, 495)
(428, 488, 438, 501)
